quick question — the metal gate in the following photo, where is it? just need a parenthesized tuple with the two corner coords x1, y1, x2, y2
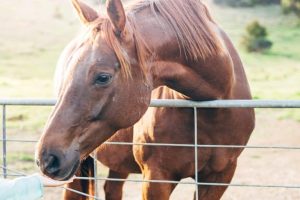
(1, 98, 300, 199)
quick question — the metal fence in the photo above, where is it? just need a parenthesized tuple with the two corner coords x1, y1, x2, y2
(1, 98, 300, 199)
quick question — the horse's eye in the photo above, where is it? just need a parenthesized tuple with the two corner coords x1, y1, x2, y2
(94, 73, 113, 86)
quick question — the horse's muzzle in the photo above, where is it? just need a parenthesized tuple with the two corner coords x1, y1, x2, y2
(37, 148, 80, 181)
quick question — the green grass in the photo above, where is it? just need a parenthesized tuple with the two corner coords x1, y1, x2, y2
(208, 2, 300, 121)
(5, 107, 52, 132)
(0, 0, 80, 98)
(7, 152, 35, 163)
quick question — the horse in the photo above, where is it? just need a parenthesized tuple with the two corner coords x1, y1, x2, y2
(35, 0, 255, 199)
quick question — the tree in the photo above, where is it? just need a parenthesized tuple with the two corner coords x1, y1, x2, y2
(241, 21, 273, 52)
(282, 0, 300, 18)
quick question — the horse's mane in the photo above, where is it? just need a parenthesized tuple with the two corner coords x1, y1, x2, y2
(102, 0, 224, 78)
(128, 0, 222, 59)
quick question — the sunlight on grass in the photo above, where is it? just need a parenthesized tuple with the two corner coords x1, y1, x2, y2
(7, 152, 35, 163)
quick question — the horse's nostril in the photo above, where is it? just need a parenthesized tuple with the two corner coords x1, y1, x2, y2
(44, 154, 60, 175)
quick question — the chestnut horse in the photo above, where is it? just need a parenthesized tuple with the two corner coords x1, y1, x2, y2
(36, 0, 255, 199)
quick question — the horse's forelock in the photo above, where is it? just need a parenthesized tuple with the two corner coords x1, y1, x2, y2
(101, 19, 134, 79)
(53, 28, 100, 97)
(53, 41, 77, 97)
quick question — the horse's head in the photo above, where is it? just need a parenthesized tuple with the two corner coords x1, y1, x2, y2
(36, 0, 151, 180)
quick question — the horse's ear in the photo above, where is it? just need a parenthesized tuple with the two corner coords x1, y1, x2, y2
(71, 0, 98, 25)
(106, 0, 126, 36)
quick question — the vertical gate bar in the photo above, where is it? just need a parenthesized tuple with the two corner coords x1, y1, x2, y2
(2, 105, 7, 178)
(194, 107, 198, 199)
(93, 151, 99, 199)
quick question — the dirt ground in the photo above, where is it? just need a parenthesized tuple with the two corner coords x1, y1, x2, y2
(42, 112, 300, 200)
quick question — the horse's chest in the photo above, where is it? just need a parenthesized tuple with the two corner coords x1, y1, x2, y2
(133, 107, 195, 142)
(131, 106, 242, 174)
(132, 107, 211, 170)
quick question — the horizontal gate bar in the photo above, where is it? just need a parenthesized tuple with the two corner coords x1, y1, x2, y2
(151, 99, 300, 108)
(1, 139, 300, 150)
(0, 99, 300, 108)
(0, 99, 56, 106)
(104, 141, 300, 150)
(74, 177, 300, 189)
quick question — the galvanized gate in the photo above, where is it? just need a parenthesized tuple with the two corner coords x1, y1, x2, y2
(1, 99, 300, 199)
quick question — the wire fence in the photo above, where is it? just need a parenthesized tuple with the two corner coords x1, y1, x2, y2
(1, 98, 300, 199)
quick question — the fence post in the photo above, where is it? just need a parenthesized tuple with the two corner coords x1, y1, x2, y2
(2, 105, 7, 178)
(194, 107, 199, 199)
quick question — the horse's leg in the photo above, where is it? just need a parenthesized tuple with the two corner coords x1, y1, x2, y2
(104, 170, 129, 200)
(62, 156, 95, 200)
(195, 160, 237, 200)
(141, 168, 177, 200)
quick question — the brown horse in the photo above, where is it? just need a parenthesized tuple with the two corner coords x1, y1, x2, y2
(36, 0, 255, 199)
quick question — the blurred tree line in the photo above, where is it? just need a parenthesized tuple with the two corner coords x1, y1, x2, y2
(213, 0, 300, 17)
(214, 0, 300, 18)
(282, 0, 300, 17)
(213, 0, 280, 7)
(214, 0, 300, 52)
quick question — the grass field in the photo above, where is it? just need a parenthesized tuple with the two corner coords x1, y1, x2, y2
(208, 2, 300, 121)
(0, 0, 299, 199)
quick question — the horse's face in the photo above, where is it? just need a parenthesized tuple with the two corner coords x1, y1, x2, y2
(36, 0, 151, 180)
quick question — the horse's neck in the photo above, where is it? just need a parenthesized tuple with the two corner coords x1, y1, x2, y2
(131, 10, 234, 100)
(146, 43, 234, 101)
(148, 58, 233, 101)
